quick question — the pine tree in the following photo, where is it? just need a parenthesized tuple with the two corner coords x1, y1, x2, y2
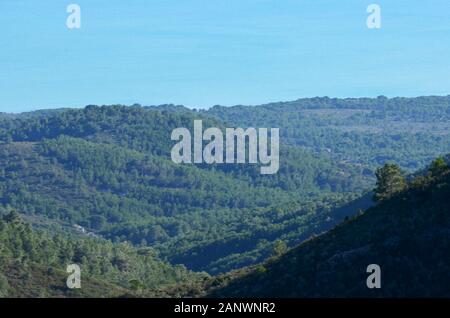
(273, 240, 288, 257)
(373, 163, 407, 201)
(429, 157, 449, 177)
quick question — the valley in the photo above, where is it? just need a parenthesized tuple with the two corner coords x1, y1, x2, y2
(0, 95, 449, 297)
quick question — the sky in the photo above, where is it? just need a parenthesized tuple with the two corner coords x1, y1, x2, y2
(1, 0, 450, 113)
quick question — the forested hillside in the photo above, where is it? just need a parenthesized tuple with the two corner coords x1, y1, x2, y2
(0, 209, 207, 297)
(206, 96, 450, 170)
(209, 158, 450, 297)
(0, 105, 373, 274)
(0, 96, 449, 279)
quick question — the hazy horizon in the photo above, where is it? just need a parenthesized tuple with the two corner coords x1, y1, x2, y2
(1, 1, 450, 113)
(2, 93, 450, 114)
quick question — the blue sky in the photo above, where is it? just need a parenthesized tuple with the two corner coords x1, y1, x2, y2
(1, 0, 450, 113)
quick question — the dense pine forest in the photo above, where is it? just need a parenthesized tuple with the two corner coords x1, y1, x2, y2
(0, 104, 373, 274)
(0, 209, 207, 297)
(208, 158, 450, 297)
(0, 95, 449, 297)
